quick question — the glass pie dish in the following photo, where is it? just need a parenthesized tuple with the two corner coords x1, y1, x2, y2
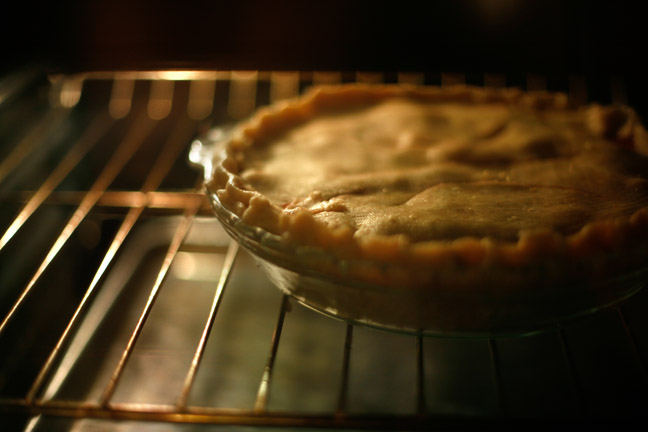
(190, 85, 648, 337)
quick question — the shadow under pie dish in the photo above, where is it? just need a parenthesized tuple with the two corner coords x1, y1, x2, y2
(193, 84, 648, 336)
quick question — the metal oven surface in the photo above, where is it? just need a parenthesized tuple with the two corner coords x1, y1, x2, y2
(0, 70, 647, 431)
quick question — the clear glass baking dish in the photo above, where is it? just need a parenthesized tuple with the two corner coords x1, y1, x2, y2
(190, 128, 648, 337)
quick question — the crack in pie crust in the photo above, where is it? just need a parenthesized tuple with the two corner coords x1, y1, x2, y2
(204, 84, 648, 332)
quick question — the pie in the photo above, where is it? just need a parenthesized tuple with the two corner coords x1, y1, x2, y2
(204, 84, 648, 332)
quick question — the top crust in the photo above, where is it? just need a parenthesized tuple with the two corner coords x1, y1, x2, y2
(207, 84, 648, 269)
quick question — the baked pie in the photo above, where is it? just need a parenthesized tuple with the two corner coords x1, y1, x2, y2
(200, 84, 648, 334)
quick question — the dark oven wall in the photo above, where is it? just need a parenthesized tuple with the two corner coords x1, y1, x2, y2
(6, 0, 641, 70)
(7, 0, 648, 117)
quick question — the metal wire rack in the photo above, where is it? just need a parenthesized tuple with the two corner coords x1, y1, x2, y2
(0, 69, 647, 431)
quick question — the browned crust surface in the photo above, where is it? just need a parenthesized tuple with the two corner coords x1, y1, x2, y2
(207, 84, 648, 274)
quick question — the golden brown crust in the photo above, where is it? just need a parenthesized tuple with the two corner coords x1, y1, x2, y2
(207, 84, 648, 271)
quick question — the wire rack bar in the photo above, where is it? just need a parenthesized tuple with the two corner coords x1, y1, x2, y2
(254, 295, 290, 413)
(147, 80, 174, 120)
(108, 76, 135, 119)
(487, 338, 503, 414)
(336, 323, 353, 415)
(25, 207, 144, 404)
(100, 194, 203, 406)
(188, 79, 216, 121)
(0, 112, 157, 337)
(0, 398, 486, 430)
(177, 241, 239, 409)
(3, 190, 212, 211)
(0, 113, 113, 251)
(228, 71, 258, 120)
(25, 117, 199, 403)
(270, 71, 300, 103)
(416, 336, 426, 415)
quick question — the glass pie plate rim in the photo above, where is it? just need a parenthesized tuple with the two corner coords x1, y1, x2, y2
(190, 127, 648, 338)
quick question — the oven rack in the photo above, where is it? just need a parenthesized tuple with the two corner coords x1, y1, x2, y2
(0, 69, 647, 430)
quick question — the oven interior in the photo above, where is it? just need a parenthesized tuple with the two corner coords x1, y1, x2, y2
(2, 2, 648, 430)
(1, 69, 647, 431)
